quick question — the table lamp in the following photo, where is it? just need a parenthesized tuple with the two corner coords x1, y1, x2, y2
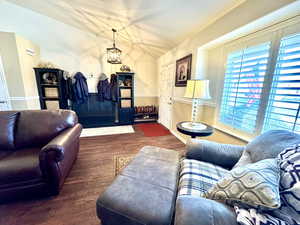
(183, 79, 211, 130)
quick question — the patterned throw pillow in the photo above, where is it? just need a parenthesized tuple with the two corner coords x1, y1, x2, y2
(206, 158, 281, 209)
(271, 145, 300, 224)
(235, 206, 288, 225)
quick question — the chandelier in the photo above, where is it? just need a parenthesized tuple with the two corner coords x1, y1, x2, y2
(107, 28, 122, 64)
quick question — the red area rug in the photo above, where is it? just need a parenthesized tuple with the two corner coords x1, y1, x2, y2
(136, 123, 171, 137)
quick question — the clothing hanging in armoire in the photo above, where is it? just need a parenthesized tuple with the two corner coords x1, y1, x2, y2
(72, 72, 89, 104)
(110, 74, 118, 102)
(97, 73, 111, 101)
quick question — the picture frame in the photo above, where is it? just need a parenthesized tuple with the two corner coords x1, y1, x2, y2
(175, 54, 192, 87)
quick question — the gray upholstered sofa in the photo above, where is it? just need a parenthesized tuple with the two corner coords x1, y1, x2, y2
(97, 130, 300, 225)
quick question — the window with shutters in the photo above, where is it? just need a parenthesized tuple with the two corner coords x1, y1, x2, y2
(263, 33, 300, 132)
(218, 28, 300, 137)
(219, 42, 271, 133)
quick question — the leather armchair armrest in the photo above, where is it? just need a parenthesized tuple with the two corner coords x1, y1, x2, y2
(186, 139, 245, 169)
(175, 196, 238, 225)
(39, 123, 82, 194)
(40, 123, 82, 163)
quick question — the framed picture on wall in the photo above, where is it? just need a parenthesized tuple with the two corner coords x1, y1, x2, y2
(175, 54, 192, 87)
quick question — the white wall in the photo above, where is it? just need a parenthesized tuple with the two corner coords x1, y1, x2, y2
(0, 32, 41, 109)
(159, 0, 298, 102)
(15, 34, 41, 109)
(0, 1, 158, 100)
(158, 0, 298, 140)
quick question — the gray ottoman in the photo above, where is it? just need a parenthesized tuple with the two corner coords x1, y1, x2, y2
(96, 146, 180, 225)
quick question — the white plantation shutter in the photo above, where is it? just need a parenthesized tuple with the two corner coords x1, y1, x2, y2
(220, 42, 271, 133)
(263, 33, 300, 132)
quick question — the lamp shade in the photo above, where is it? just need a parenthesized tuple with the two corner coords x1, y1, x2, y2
(184, 80, 211, 99)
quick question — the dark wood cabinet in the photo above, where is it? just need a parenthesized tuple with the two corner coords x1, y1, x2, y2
(116, 72, 134, 125)
(34, 68, 68, 110)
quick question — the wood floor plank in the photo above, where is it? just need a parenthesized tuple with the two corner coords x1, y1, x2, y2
(0, 125, 185, 225)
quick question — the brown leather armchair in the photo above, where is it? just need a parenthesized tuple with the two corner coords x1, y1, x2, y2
(0, 110, 82, 202)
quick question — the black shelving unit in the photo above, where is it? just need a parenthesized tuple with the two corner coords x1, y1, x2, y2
(34, 68, 68, 110)
(116, 72, 134, 125)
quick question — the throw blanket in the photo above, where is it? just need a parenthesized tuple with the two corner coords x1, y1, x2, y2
(235, 206, 289, 225)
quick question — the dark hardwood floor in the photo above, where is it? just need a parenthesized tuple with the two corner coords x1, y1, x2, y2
(0, 125, 185, 225)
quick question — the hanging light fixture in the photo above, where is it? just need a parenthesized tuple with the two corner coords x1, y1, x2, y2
(107, 28, 122, 64)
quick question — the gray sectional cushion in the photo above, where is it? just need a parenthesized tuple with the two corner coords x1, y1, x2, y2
(97, 146, 180, 225)
(233, 151, 252, 168)
(122, 153, 179, 190)
(175, 196, 238, 225)
(98, 175, 176, 225)
(186, 139, 244, 169)
(235, 130, 300, 167)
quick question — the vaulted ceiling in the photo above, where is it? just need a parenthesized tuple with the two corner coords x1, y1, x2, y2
(7, 0, 244, 55)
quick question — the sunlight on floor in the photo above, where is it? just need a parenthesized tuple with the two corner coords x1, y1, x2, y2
(80, 126, 135, 137)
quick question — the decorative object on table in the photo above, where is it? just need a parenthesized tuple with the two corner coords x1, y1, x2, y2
(176, 121, 213, 138)
(206, 158, 281, 210)
(175, 54, 192, 87)
(107, 28, 122, 64)
(120, 64, 131, 72)
(183, 79, 211, 130)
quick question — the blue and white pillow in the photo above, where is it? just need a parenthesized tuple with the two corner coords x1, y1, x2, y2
(271, 145, 300, 224)
(235, 144, 300, 225)
(235, 206, 288, 225)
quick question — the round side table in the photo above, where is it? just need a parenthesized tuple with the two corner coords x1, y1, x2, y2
(176, 121, 214, 138)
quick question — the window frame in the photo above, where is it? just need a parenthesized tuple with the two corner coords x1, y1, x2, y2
(215, 20, 300, 140)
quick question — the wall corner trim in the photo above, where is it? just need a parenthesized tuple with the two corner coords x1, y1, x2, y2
(170, 129, 187, 144)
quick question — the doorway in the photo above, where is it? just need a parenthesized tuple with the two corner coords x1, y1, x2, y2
(0, 55, 11, 111)
(159, 64, 174, 130)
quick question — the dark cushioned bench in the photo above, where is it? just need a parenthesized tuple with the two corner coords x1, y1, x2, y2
(96, 146, 180, 225)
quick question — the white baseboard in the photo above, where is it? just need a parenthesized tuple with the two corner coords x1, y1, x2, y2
(170, 129, 187, 144)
